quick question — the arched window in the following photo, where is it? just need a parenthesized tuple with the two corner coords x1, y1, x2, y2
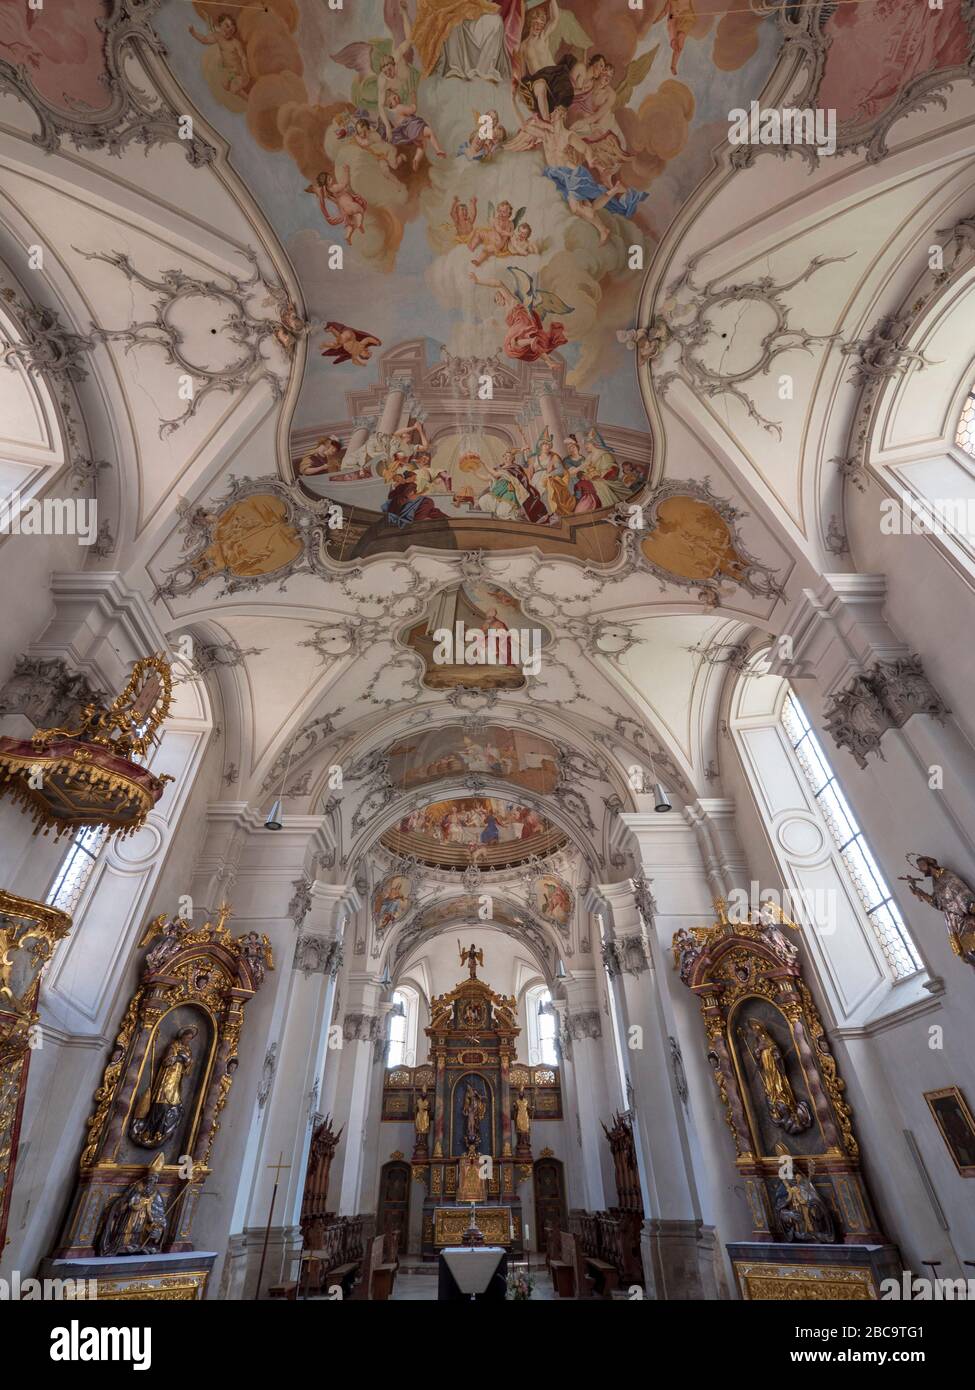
(387, 985, 418, 1069)
(731, 666, 929, 1027)
(525, 984, 558, 1067)
(781, 691, 922, 980)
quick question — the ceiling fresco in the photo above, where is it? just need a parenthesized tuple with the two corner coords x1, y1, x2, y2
(380, 794, 566, 867)
(152, 0, 788, 556)
(387, 722, 559, 793)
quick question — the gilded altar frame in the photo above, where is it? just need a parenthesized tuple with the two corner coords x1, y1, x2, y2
(53, 904, 272, 1258)
(674, 902, 884, 1244)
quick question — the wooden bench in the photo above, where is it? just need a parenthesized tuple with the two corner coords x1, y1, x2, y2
(352, 1235, 397, 1301)
(584, 1256, 620, 1298)
(551, 1230, 592, 1298)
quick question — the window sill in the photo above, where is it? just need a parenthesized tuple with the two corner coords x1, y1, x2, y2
(830, 970, 945, 1038)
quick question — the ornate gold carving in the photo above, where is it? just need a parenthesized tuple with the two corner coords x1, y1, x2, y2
(434, 1206, 512, 1246)
(797, 981, 857, 1159)
(735, 1262, 876, 1301)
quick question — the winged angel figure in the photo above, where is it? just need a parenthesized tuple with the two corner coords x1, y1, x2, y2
(470, 265, 573, 367)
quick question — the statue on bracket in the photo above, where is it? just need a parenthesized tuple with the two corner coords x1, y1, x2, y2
(901, 854, 975, 969)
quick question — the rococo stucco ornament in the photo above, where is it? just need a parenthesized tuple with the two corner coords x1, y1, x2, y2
(0, 0, 215, 167)
(822, 655, 949, 768)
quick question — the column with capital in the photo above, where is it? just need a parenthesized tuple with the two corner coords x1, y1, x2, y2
(240, 878, 355, 1296)
(432, 1047, 447, 1159)
(559, 973, 614, 1211)
(595, 872, 730, 1299)
(499, 1050, 513, 1159)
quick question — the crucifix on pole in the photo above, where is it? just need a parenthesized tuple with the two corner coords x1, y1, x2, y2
(254, 1151, 291, 1299)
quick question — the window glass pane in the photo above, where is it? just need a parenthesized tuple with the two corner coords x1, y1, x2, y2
(782, 691, 922, 981)
(816, 780, 858, 848)
(47, 825, 109, 914)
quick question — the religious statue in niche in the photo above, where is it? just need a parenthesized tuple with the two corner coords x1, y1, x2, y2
(773, 1147, 835, 1244)
(901, 854, 975, 969)
(53, 904, 272, 1264)
(463, 1078, 487, 1148)
(673, 900, 887, 1246)
(738, 1018, 812, 1135)
(130, 1026, 199, 1148)
(513, 1087, 532, 1154)
(97, 1154, 168, 1256)
(458, 1144, 485, 1204)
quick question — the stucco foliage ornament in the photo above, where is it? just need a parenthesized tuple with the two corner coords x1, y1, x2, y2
(823, 655, 949, 768)
(77, 247, 305, 436)
(0, 0, 215, 166)
(644, 253, 849, 440)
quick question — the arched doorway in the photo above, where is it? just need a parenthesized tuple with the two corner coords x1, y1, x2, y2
(533, 1155, 567, 1256)
(377, 1160, 411, 1257)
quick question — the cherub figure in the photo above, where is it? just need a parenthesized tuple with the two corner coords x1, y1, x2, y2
(461, 109, 508, 161)
(508, 222, 540, 257)
(321, 321, 382, 366)
(450, 196, 479, 241)
(349, 116, 403, 170)
(306, 167, 366, 244)
(188, 13, 251, 96)
(469, 201, 524, 266)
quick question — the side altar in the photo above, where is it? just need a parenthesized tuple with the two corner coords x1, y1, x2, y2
(412, 944, 533, 1261)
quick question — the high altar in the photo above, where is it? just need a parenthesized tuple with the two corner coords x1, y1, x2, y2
(411, 944, 532, 1259)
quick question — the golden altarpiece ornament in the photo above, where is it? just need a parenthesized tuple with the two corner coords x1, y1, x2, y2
(46, 904, 272, 1299)
(409, 943, 537, 1257)
(673, 901, 901, 1300)
(0, 889, 72, 1256)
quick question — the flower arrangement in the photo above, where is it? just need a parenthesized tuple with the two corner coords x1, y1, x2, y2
(506, 1270, 535, 1301)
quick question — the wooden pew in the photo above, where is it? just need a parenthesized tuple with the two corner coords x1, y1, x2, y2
(551, 1229, 591, 1298)
(352, 1234, 398, 1301)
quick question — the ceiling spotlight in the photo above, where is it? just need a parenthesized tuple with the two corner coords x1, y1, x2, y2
(555, 957, 567, 980)
(379, 962, 393, 990)
(264, 798, 283, 831)
(653, 782, 673, 814)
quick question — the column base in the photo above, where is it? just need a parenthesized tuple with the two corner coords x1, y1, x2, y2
(229, 1223, 303, 1299)
(640, 1219, 729, 1299)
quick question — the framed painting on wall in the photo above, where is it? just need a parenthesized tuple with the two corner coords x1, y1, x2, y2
(924, 1087, 975, 1176)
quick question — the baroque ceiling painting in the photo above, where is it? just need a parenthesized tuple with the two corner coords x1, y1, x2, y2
(3, 0, 975, 1323)
(380, 795, 566, 867)
(152, 0, 788, 560)
(387, 722, 559, 793)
